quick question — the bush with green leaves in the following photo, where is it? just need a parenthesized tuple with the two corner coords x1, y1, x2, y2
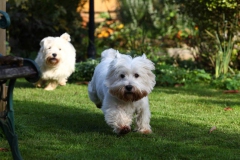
(68, 56, 240, 90)
(94, 0, 199, 57)
(211, 73, 240, 90)
(155, 63, 211, 87)
(176, 0, 239, 33)
(175, 0, 240, 75)
(155, 64, 187, 86)
(155, 62, 240, 90)
(69, 59, 99, 82)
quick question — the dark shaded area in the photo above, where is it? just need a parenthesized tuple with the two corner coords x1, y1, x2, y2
(6, 0, 86, 60)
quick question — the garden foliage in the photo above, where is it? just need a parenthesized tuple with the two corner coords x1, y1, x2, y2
(7, 0, 87, 60)
(6, 0, 240, 90)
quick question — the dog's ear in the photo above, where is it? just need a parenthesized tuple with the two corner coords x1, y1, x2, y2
(40, 37, 49, 47)
(142, 54, 147, 59)
(40, 38, 45, 47)
(115, 50, 121, 58)
(139, 54, 155, 70)
(40, 37, 53, 47)
(60, 33, 71, 42)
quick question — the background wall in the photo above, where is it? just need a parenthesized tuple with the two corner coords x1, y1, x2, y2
(0, 0, 6, 55)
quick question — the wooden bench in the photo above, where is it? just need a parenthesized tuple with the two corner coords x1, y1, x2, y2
(0, 10, 41, 160)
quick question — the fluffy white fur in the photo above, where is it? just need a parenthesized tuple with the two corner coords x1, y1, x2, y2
(88, 48, 156, 135)
(35, 33, 76, 90)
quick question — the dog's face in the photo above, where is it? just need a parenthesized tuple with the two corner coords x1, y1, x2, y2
(39, 33, 71, 67)
(105, 54, 156, 102)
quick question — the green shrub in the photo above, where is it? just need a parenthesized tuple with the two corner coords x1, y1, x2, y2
(155, 63, 211, 87)
(155, 64, 187, 86)
(211, 73, 240, 90)
(69, 57, 240, 91)
(69, 59, 99, 82)
(155, 63, 240, 90)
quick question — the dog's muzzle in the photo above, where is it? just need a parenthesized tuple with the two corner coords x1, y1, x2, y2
(109, 85, 148, 102)
(46, 53, 59, 65)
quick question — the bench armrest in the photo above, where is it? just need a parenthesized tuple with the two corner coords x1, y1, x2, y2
(0, 10, 11, 29)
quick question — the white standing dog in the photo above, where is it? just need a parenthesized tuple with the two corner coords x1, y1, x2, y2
(88, 48, 156, 135)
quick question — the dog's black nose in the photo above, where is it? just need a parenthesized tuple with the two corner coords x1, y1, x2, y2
(52, 53, 57, 57)
(125, 85, 133, 91)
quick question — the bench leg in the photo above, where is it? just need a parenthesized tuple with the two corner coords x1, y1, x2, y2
(0, 79, 23, 160)
(0, 118, 22, 160)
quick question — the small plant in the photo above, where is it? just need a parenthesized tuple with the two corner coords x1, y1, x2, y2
(155, 64, 187, 86)
(155, 63, 211, 87)
(205, 14, 237, 79)
(211, 73, 240, 90)
(69, 59, 99, 82)
(186, 69, 211, 84)
(214, 32, 234, 78)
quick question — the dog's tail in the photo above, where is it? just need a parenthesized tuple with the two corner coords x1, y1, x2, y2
(101, 48, 119, 61)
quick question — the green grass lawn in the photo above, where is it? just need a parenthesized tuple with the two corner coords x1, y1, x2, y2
(1, 79, 240, 160)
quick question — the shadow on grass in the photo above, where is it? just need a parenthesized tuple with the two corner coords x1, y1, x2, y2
(14, 100, 110, 135)
(155, 86, 240, 107)
(150, 117, 240, 159)
(2, 80, 239, 159)
(10, 100, 240, 159)
(155, 86, 221, 97)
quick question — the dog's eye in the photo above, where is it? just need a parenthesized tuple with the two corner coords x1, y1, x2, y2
(120, 74, 125, 78)
(134, 73, 139, 78)
(48, 47, 51, 49)
(59, 48, 61, 50)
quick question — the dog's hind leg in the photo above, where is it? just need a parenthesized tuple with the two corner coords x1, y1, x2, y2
(58, 78, 67, 86)
(88, 82, 102, 108)
(44, 80, 58, 90)
(88, 91, 102, 108)
(134, 106, 152, 134)
(35, 79, 44, 88)
(96, 103, 102, 108)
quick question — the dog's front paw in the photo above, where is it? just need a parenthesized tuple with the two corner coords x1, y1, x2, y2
(35, 80, 43, 88)
(35, 83, 41, 88)
(58, 81, 66, 86)
(138, 129, 152, 134)
(44, 82, 58, 91)
(118, 126, 131, 135)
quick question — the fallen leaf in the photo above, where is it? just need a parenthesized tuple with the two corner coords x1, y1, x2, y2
(224, 107, 233, 111)
(0, 148, 9, 152)
(209, 126, 217, 133)
(223, 90, 239, 94)
(75, 81, 89, 85)
(174, 83, 184, 87)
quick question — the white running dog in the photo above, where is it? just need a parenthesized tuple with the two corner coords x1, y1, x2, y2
(35, 33, 76, 90)
(88, 48, 156, 135)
